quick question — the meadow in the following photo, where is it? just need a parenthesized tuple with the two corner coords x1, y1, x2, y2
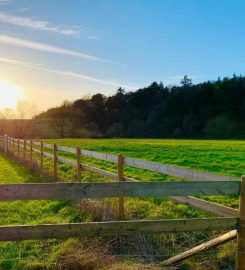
(0, 139, 244, 269)
(43, 139, 245, 177)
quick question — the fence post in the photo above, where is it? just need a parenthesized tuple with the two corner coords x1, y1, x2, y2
(12, 138, 15, 156)
(30, 140, 33, 165)
(17, 139, 20, 159)
(23, 139, 26, 160)
(8, 137, 11, 154)
(4, 135, 8, 154)
(236, 175, 245, 269)
(118, 153, 125, 220)
(53, 143, 57, 181)
(76, 147, 81, 181)
(10, 137, 12, 154)
(40, 142, 43, 172)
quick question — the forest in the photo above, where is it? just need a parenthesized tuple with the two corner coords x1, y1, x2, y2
(36, 75, 245, 139)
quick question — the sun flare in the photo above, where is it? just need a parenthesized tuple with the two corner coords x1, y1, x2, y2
(0, 80, 22, 109)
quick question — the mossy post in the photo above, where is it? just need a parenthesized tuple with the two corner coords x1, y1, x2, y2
(236, 175, 245, 270)
(53, 143, 57, 181)
(76, 147, 81, 181)
(118, 153, 125, 220)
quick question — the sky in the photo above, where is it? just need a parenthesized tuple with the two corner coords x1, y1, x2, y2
(0, 0, 244, 111)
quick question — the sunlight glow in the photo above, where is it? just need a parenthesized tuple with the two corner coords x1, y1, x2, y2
(0, 80, 22, 109)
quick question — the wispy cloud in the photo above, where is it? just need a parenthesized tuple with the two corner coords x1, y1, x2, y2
(0, 56, 135, 89)
(0, 56, 42, 67)
(18, 8, 30, 13)
(0, 34, 122, 65)
(88, 36, 100, 40)
(0, 11, 80, 36)
(0, 0, 10, 5)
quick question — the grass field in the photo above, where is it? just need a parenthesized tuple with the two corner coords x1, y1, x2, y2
(1, 139, 244, 269)
(42, 139, 244, 208)
(43, 139, 245, 177)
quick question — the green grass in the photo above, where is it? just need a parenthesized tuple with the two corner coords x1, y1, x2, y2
(1, 139, 245, 269)
(43, 139, 245, 177)
(41, 139, 245, 208)
(0, 154, 93, 269)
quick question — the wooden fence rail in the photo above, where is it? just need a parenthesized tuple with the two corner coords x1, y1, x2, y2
(162, 229, 238, 266)
(0, 181, 240, 201)
(0, 218, 238, 241)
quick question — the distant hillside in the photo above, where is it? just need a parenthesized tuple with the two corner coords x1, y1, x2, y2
(37, 75, 245, 139)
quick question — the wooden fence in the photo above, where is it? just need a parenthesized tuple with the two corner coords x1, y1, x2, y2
(0, 135, 244, 268)
(0, 135, 240, 219)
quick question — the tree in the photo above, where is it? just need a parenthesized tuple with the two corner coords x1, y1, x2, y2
(204, 114, 237, 138)
(180, 75, 192, 87)
(37, 75, 245, 139)
(0, 101, 39, 138)
(14, 101, 39, 138)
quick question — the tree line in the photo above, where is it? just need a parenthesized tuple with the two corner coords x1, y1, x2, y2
(38, 75, 245, 139)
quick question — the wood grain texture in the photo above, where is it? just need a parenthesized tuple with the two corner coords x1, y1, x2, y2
(0, 218, 238, 241)
(0, 181, 240, 201)
(162, 230, 237, 266)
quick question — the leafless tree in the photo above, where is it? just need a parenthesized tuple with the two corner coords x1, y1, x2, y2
(0, 101, 39, 138)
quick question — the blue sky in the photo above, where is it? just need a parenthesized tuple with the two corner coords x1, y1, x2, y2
(0, 0, 244, 110)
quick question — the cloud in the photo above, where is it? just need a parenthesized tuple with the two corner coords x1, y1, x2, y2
(18, 8, 30, 13)
(0, 56, 42, 67)
(0, 56, 135, 89)
(0, 0, 10, 4)
(88, 36, 100, 40)
(0, 34, 123, 65)
(0, 11, 80, 36)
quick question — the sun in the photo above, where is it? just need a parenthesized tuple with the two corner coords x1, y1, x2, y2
(0, 80, 22, 109)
